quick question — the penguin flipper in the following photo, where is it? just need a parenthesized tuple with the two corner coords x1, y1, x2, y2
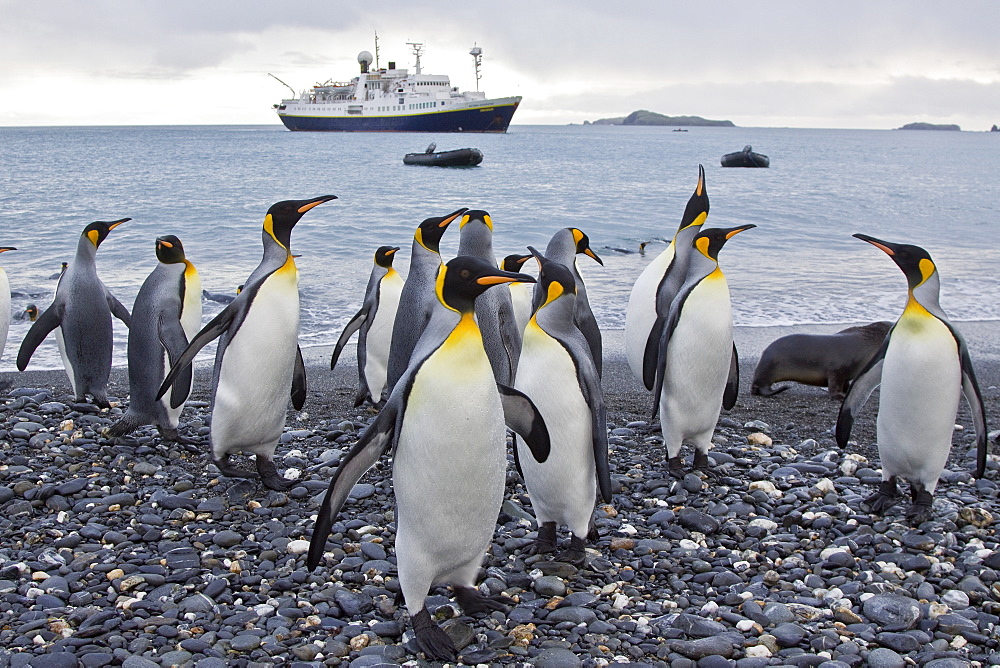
(576, 309, 603, 377)
(723, 344, 739, 410)
(641, 315, 665, 392)
(949, 327, 989, 477)
(835, 341, 888, 448)
(330, 305, 369, 370)
(158, 314, 194, 410)
(17, 302, 63, 371)
(497, 383, 551, 463)
(307, 403, 398, 570)
(107, 292, 132, 327)
(156, 306, 236, 401)
(576, 356, 612, 503)
(292, 345, 307, 410)
(649, 288, 689, 420)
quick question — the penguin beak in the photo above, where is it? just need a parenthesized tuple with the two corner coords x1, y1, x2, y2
(724, 224, 756, 239)
(584, 248, 604, 266)
(107, 218, 130, 230)
(853, 233, 896, 256)
(439, 208, 469, 228)
(386, 247, 399, 255)
(297, 195, 338, 214)
(476, 272, 535, 286)
(0, 247, 16, 253)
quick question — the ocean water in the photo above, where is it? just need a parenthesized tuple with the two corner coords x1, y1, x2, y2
(1, 123, 998, 372)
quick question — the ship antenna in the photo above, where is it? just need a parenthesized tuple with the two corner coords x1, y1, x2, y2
(469, 44, 483, 91)
(374, 30, 380, 69)
(407, 41, 424, 75)
(267, 72, 297, 97)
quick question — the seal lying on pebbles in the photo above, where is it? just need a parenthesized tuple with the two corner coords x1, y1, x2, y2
(309, 256, 549, 661)
(837, 234, 988, 525)
(751, 321, 891, 400)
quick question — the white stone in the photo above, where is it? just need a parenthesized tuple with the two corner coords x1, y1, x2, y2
(942, 590, 970, 609)
(287, 539, 311, 555)
(746, 645, 772, 658)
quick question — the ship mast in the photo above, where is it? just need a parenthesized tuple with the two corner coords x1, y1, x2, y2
(374, 30, 380, 69)
(407, 42, 424, 75)
(470, 45, 483, 91)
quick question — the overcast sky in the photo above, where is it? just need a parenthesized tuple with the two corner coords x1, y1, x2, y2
(2, 1, 998, 130)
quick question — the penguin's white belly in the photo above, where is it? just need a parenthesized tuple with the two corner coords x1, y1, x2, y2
(660, 277, 732, 440)
(0, 271, 9, 360)
(625, 246, 674, 382)
(509, 283, 533, 334)
(515, 327, 594, 535)
(877, 318, 961, 488)
(54, 327, 76, 396)
(165, 271, 203, 426)
(363, 276, 402, 397)
(393, 332, 506, 586)
(212, 273, 298, 455)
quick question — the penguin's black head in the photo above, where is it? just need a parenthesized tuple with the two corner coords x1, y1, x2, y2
(460, 209, 493, 233)
(437, 255, 535, 313)
(374, 246, 400, 268)
(155, 235, 186, 264)
(853, 233, 937, 291)
(678, 164, 710, 233)
(265, 195, 337, 249)
(501, 253, 532, 272)
(415, 207, 468, 253)
(25, 304, 38, 321)
(528, 246, 576, 307)
(82, 218, 130, 248)
(569, 228, 603, 265)
(693, 224, 755, 261)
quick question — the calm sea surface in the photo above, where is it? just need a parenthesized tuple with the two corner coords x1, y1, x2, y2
(1, 124, 998, 371)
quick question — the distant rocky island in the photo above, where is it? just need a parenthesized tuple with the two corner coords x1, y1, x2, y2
(585, 110, 735, 127)
(896, 122, 961, 131)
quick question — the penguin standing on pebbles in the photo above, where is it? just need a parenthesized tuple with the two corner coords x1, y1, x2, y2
(330, 245, 404, 407)
(535, 227, 604, 375)
(158, 196, 337, 490)
(108, 235, 201, 443)
(625, 166, 709, 389)
(837, 234, 988, 524)
(515, 247, 611, 564)
(384, 208, 467, 396)
(308, 256, 549, 662)
(651, 224, 754, 477)
(18, 219, 132, 407)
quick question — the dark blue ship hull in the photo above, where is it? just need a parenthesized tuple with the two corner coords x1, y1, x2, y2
(277, 101, 519, 133)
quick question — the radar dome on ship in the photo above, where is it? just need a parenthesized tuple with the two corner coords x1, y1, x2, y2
(358, 51, 373, 73)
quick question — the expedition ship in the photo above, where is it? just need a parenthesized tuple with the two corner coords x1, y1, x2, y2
(272, 42, 521, 133)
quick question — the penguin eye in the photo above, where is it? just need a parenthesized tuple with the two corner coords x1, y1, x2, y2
(459, 269, 471, 279)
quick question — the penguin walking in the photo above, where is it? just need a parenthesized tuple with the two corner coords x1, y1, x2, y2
(836, 234, 988, 524)
(157, 196, 337, 490)
(14, 304, 38, 322)
(458, 210, 522, 385)
(533, 227, 604, 375)
(330, 245, 404, 407)
(18, 220, 132, 407)
(308, 256, 549, 662)
(0, 247, 16, 363)
(107, 235, 202, 443)
(625, 166, 709, 389)
(502, 253, 533, 334)
(651, 225, 754, 476)
(384, 208, 468, 396)
(515, 247, 612, 564)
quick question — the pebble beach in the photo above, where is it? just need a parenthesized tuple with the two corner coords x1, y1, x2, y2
(1, 323, 999, 668)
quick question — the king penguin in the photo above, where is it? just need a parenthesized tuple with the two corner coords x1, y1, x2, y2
(157, 196, 337, 490)
(18, 219, 132, 407)
(308, 256, 550, 662)
(625, 165, 709, 389)
(458, 209, 522, 386)
(515, 247, 612, 564)
(107, 235, 202, 443)
(502, 253, 533, 334)
(651, 224, 754, 477)
(330, 245, 404, 407)
(836, 234, 988, 524)
(0, 247, 16, 364)
(533, 227, 605, 376)
(384, 208, 468, 396)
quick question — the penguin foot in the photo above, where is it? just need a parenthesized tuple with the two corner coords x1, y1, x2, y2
(160, 427, 202, 447)
(906, 488, 934, 525)
(453, 586, 513, 615)
(863, 480, 901, 514)
(411, 607, 457, 661)
(528, 522, 558, 555)
(213, 455, 255, 479)
(666, 456, 686, 480)
(693, 451, 720, 479)
(555, 535, 587, 566)
(256, 457, 294, 491)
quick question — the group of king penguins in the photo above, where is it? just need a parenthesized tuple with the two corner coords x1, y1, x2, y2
(0, 165, 991, 661)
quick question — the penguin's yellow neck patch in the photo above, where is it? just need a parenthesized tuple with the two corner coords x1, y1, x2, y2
(918, 258, 935, 286)
(414, 228, 432, 252)
(542, 280, 565, 307)
(87, 230, 100, 247)
(276, 253, 298, 276)
(680, 211, 708, 234)
(183, 260, 197, 280)
(434, 265, 458, 313)
(695, 235, 711, 258)
(263, 214, 286, 249)
(571, 228, 584, 245)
